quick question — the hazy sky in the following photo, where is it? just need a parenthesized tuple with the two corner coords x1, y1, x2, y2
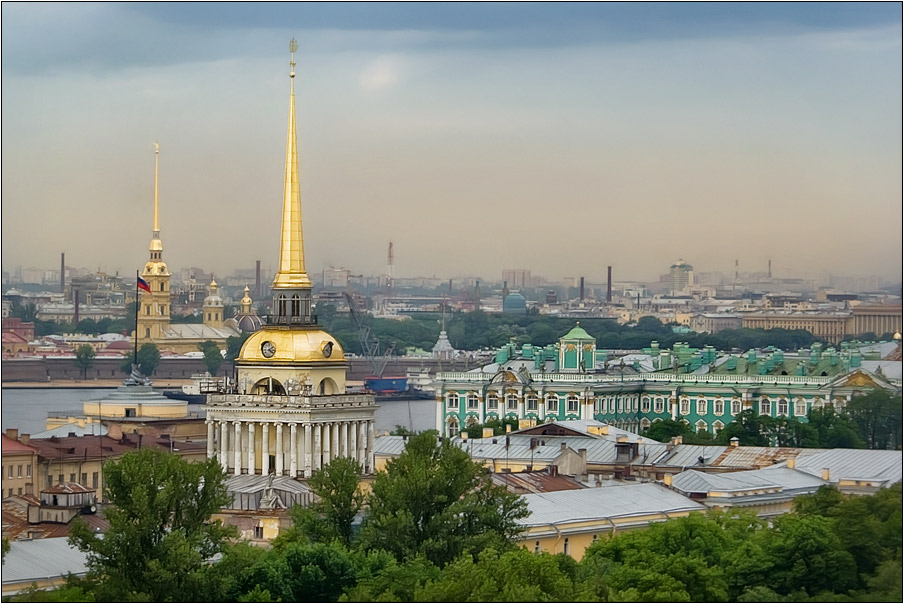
(2, 2, 901, 284)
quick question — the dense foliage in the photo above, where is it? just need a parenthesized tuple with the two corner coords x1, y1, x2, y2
(14, 444, 901, 602)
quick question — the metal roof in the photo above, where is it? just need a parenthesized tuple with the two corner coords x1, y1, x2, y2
(518, 483, 704, 527)
(1, 537, 89, 591)
(671, 467, 825, 495)
(654, 445, 730, 468)
(791, 448, 903, 485)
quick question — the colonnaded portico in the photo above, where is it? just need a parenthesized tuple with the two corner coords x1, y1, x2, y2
(206, 393, 377, 476)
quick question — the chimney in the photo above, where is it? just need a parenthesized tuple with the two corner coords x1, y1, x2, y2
(482, 428, 494, 439)
(663, 474, 673, 487)
(60, 252, 65, 294)
(579, 277, 585, 302)
(505, 424, 512, 434)
(6, 428, 19, 440)
(787, 457, 795, 469)
(461, 431, 468, 441)
(821, 468, 830, 481)
(670, 435, 683, 445)
(730, 437, 740, 447)
(548, 465, 558, 477)
(255, 260, 261, 297)
(560, 442, 567, 452)
(20, 434, 30, 444)
(73, 288, 80, 324)
(607, 266, 612, 303)
(578, 448, 587, 463)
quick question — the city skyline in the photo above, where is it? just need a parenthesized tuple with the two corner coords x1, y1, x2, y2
(2, 3, 901, 284)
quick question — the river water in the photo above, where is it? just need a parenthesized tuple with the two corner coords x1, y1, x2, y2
(0, 388, 437, 436)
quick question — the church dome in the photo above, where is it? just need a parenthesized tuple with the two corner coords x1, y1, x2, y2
(238, 328, 345, 363)
(503, 292, 527, 314)
(236, 314, 264, 333)
(204, 279, 223, 307)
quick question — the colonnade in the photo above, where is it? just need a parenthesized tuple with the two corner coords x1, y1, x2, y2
(206, 418, 375, 476)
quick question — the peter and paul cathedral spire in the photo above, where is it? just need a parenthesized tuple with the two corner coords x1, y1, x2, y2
(138, 142, 171, 342)
(270, 38, 314, 325)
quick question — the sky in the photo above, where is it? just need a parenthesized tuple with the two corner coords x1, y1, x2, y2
(2, 2, 901, 285)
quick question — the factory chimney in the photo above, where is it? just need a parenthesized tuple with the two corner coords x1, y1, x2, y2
(768, 259, 772, 279)
(60, 253, 65, 294)
(607, 266, 612, 303)
(579, 277, 584, 302)
(255, 260, 261, 297)
(73, 288, 80, 325)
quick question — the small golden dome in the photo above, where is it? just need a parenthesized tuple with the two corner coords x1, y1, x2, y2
(150, 238, 163, 251)
(238, 328, 345, 363)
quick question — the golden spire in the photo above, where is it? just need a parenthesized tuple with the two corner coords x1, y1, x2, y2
(272, 37, 311, 289)
(153, 142, 160, 238)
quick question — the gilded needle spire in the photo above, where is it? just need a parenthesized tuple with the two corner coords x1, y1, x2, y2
(153, 142, 160, 239)
(272, 37, 311, 289)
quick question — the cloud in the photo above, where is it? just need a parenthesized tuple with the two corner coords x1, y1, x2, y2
(358, 55, 403, 92)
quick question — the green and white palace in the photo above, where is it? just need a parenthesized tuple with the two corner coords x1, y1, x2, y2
(435, 324, 902, 437)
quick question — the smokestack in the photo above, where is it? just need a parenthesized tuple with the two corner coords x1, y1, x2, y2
(255, 260, 261, 297)
(607, 266, 612, 303)
(73, 288, 80, 324)
(735, 259, 739, 283)
(768, 259, 772, 279)
(60, 252, 65, 294)
(579, 277, 584, 302)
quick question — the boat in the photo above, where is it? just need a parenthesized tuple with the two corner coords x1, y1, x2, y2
(162, 373, 227, 404)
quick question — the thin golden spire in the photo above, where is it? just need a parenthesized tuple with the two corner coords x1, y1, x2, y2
(272, 37, 311, 289)
(153, 142, 160, 238)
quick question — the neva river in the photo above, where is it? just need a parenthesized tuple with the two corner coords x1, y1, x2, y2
(0, 388, 436, 436)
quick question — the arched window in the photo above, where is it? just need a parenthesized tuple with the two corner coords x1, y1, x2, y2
(713, 420, 725, 435)
(714, 399, 724, 415)
(654, 397, 664, 413)
(447, 419, 459, 437)
(695, 420, 708, 434)
(160, 282, 165, 291)
(446, 393, 460, 409)
(145, 328, 150, 338)
(292, 294, 300, 317)
(486, 394, 499, 410)
(277, 295, 287, 316)
(632, 396, 639, 412)
(731, 399, 742, 415)
(466, 394, 479, 409)
(526, 395, 538, 411)
(760, 398, 771, 416)
(777, 398, 789, 416)
(680, 398, 690, 415)
(640, 418, 651, 431)
(617, 397, 624, 413)
(506, 394, 519, 410)
(566, 395, 579, 413)
(697, 399, 707, 415)
(546, 394, 559, 413)
(595, 396, 604, 414)
(641, 397, 651, 412)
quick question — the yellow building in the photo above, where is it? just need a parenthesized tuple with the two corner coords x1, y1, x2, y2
(204, 40, 377, 480)
(1, 432, 39, 498)
(516, 482, 705, 560)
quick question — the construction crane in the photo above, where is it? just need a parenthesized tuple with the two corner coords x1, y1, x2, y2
(345, 292, 395, 378)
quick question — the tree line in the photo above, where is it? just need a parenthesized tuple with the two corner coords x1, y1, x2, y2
(7, 432, 901, 602)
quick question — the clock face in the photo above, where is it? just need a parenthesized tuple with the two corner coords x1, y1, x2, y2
(322, 341, 333, 358)
(261, 341, 276, 358)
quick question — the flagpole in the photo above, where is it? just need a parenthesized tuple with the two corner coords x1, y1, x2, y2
(134, 270, 140, 367)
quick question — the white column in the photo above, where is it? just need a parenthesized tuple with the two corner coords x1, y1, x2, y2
(290, 423, 298, 477)
(331, 421, 339, 463)
(323, 423, 332, 465)
(262, 422, 270, 475)
(295, 425, 308, 476)
(357, 421, 366, 468)
(349, 421, 358, 467)
(435, 396, 443, 432)
(219, 421, 228, 470)
(340, 422, 348, 458)
(206, 420, 214, 458)
(304, 423, 313, 477)
(233, 421, 242, 476)
(313, 424, 322, 471)
(275, 423, 284, 475)
(367, 420, 375, 473)
(247, 422, 256, 475)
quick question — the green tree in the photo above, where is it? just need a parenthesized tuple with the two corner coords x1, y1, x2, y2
(359, 431, 528, 567)
(846, 390, 902, 450)
(225, 334, 250, 362)
(137, 342, 161, 377)
(280, 457, 365, 547)
(69, 449, 233, 602)
(805, 407, 864, 449)
(199, 340, 224, 376)
(643, 419, 694, 443)
(74, 344, 96, 379)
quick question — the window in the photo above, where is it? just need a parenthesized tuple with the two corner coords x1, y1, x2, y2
(291, 294, 300, 317)
(640, 418, 651, 431)
(617, 397, 624, 413)
(697, 399, 707, 415)
(777, 399, 788, 416)
(731, 399, 741, 415)
(7, 466, 12, 479)
(26, 464, 31, 478)
(595, 397, 604, 414)
(812, 397, 824, 409)
(486, 394, 499, 410)
(447, 420, 459, 437)
(609, 397, 616, 413)
(680, 398, 690, 415)
(795, 400, 807, 416)
(160, 282, 165, 291)
(145, 305, 151, 315)
(641, 397, 651, 412)
(92, 472, 99, 489)
(81, 473, 88, 485)
(546, 395, 559, 413)
(592, 534, 598, 543)
(632, 396, 639, 412)
(526, 395, 538, 411)
(534, 541, 541, 553)
(467, 394, 479, 409)
(760, 398, 771, 415)
(446, 393, 459, 409)
(160, 305, 166, 315)
(69, 473, 76, 483)
(17, 465, 22, 478)
(714, 399, 724, 416)
(58, 474, 64, 485)
(713, 420, 725, 435)
(17, 488, 22, 495)
(566, 395, 579, 413)
(654, 397, 664, 413)
(507, 395, 518, 410)
(253, 525, 264, 539)
(563, 538, 569, 555)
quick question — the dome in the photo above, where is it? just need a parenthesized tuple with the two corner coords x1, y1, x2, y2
(204, 279, 223, 307)
(236, 314, 264, 333)
(503, 292, 527, 314)
(150, 238, 163, 251)
(238, 328, 345, 363)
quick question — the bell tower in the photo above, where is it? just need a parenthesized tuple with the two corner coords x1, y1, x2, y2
(137, 143, 171, 342)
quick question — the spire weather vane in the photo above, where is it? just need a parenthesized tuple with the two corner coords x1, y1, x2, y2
(289, 38, 298, 76)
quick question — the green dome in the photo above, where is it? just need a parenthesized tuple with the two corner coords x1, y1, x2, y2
(562, 322, 594, 341)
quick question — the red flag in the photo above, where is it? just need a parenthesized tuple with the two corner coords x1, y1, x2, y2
(137, 276, 151, 293)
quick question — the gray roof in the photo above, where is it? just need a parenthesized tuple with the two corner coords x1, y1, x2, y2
(163, 324, 240, 339)
(791, 449, 903, 485)
(1, 537, 89, 592)
(672, 467, 826, 495)
(31, 424, 108, 439)
(518, 483, 704, 527)
(654, 445, 730, 468)
(860, 360, 902, 380)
